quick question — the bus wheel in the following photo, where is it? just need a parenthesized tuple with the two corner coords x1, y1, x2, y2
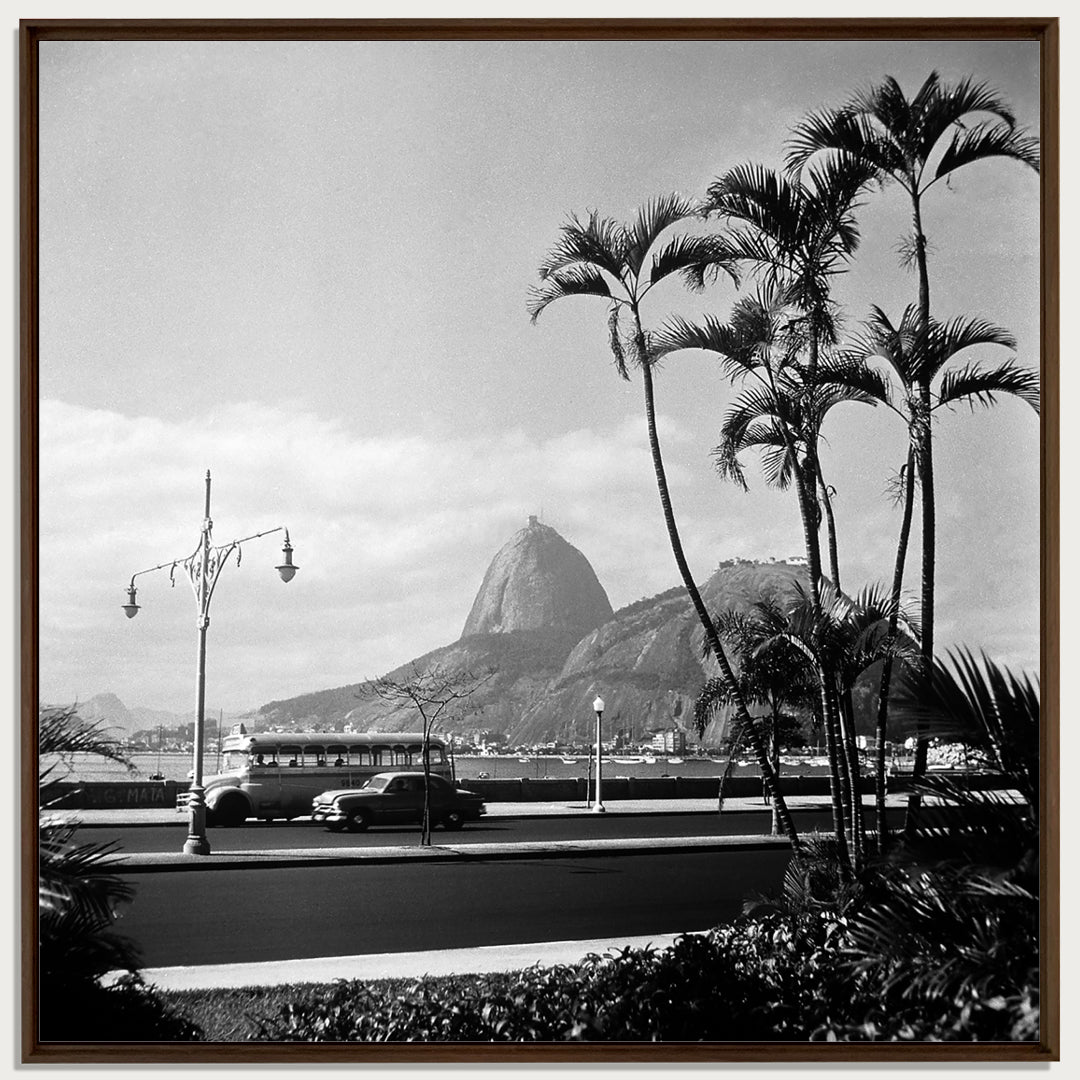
(443, 810, 465, 830)
(214, 795, 249, 828)
(346, 809, 370, 833)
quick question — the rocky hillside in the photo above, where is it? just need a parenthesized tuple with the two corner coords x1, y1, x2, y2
(255, 508, 809, 745)
(511, 560, 807, 746)
(461, 516, 612, 638)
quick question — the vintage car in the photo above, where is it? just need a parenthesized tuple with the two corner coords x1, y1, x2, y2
(311, 771, 486, 832)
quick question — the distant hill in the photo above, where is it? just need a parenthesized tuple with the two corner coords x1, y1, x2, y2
(43, 692, 242, 740)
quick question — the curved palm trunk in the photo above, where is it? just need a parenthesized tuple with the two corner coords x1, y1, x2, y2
(838, 683, 865, 871)
(906, 192, 935, 834)
(874, 448, 916, 849)
(639, 358, 800, 849)
(818, 674, 853, 878)
(768, 709, 781, 836)
(818, 474, 841, 590)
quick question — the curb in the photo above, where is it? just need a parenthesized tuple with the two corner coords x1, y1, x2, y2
(108, 833, 792, 873)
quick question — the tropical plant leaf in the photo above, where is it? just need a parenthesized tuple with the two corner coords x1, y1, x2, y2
(526, 264, 613, 322)
(536, 209, 628, 281)
(936, 360, 1040, 414)
(623, 192, 697, 274)
(648, 232, 738, 289)
(934, 122, 1040, 182)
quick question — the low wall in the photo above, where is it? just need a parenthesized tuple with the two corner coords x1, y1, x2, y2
(38, 771, 994, 810)
(460, 774, 883, 803)
(42, 780, 183, 810)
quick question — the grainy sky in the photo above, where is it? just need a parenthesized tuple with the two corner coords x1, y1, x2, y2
(36, 36, 1042, 715)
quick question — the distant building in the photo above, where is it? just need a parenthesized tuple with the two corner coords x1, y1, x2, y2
(649, 727, 687, 754)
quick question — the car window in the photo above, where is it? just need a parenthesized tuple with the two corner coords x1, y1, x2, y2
(362, 776, 390, 792)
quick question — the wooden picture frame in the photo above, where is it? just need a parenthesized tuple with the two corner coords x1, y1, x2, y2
(20, 16, 1059, 1064)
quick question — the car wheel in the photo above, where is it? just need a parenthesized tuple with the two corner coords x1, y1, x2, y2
(214, 795, 249, 828)
(443, 810, 465, 830)
(345, 808, 370, 833)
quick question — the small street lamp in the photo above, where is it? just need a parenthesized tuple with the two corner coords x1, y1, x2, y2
(122, 470, 297, 855)
(593, 695, 605, 814)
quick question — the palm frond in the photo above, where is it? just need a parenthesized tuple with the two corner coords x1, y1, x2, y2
(891, 648, 1038, 811)
(936, 360, 1040, 414)
(527, 264, 613, 322)
(786, 106, 905, 183)
(648, 232, 738, 289)
(536, 209, 628, 281)
(623, 193, 697, 275)
(934, 121, 1041, 180)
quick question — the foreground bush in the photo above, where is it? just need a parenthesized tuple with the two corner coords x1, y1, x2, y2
(254, 889, 1036, 1043)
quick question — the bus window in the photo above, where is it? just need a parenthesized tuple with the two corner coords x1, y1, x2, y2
(280, 744, 302, 767)
(224, 750, 249, 771)
(327, 745, 347, 768)
(370, 746, 385, 767)
(304, 745, 326, 767)
(348, 746, 368, 768)
(407, 744, 424, 766)
(391, 745, 408, 766)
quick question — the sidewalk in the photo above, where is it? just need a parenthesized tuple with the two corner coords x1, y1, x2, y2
(130, 934, 697, 991)
(52, 792, 896, 827)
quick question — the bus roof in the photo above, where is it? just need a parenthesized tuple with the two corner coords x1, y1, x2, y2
(221, 731, 442, 751)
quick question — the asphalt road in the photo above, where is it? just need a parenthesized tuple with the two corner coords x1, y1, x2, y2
(90, 810, 846, 853)
(115, 848, 793, 967)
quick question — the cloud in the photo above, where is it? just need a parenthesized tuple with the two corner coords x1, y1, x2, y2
(38, 399, 712, 713)
(39, 387, 1041, 715)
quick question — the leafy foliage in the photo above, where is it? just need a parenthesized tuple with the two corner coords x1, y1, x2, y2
(38, 705, 201, 1042)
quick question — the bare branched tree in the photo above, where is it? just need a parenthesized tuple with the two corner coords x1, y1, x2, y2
(357, 663, 494, 845)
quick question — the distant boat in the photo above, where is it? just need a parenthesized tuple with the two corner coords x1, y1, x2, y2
(613, 756, 643, 764)
(518, 757, 531, 764)
(667, 757, 684, 765)
(560, 757, 578, 764)
(642, 756, 657, 765)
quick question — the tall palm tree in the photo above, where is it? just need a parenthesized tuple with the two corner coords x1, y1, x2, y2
(841, 306, 1039, 836)
(700, 159, 873, 585)
(655, 288, 883, 862)
(529, 197, 801, 847)
(786, 71, 1040, 786)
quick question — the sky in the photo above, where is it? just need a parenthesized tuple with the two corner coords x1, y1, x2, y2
(35, 35, 1043, 716)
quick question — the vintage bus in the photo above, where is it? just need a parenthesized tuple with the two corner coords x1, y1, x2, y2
(192, 731, 453, 825)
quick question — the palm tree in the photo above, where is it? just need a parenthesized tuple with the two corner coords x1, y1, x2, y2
(762, 582, 920, 875)
(529, 197, 801, 847)
(841, 307, 1039, 835)
(695, 595, 819, 834)
(655, 286, 884, 841)
(702, 159, 873, 373)
(786, 71, 1040, 788)
(700, 159, 873, 585)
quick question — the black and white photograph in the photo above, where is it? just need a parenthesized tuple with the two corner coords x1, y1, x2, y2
(23, 18, 1056, 1061)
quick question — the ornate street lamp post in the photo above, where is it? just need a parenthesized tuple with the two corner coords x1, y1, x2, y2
(122, 470, 297, 855)
(593, 695, 605, 814)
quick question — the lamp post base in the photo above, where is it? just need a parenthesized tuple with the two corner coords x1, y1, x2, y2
(592, 803, 606, 813)
(183, 785, 211, 855)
